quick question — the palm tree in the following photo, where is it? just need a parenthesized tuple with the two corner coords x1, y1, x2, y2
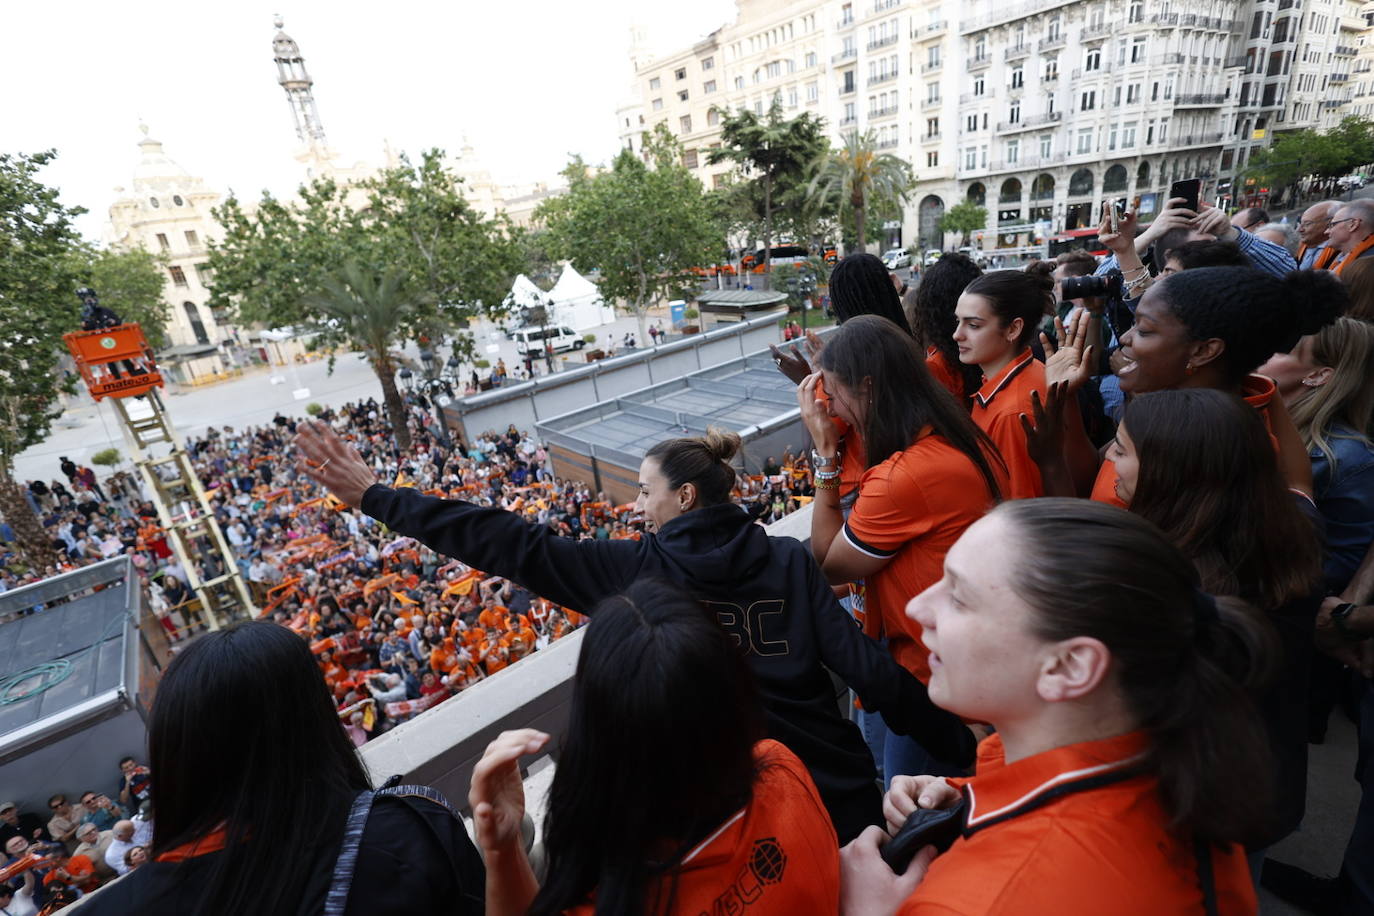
(302, 263, 423, 453)
(807, 131, 914, 253)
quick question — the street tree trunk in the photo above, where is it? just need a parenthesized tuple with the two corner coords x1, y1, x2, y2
(372, 355, 413, 454)
(852, 187, 868, 252)
(0, 471, 56, 572)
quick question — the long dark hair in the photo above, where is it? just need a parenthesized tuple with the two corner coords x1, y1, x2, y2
(149, 620, 371, 915)
(1122, 389, 1323, 610)
(820, 314, 1004, 498)
(829, 253, 914, 335)
(910, 252, 983, 398)
(644, 429, 740, 507)
(1154, 267, 1346, 383)
(961, 264, 1056, 349)
(531, 580, 763, 916)
(999, 498, 1278, 847)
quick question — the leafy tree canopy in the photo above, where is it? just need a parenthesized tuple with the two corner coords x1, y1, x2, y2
(538, 125, 722, 341)
(939, 201, 989, 246)
(68, 245, 171, 347)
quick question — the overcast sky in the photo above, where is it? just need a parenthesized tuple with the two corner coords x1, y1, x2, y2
(4, 0, 738, 239)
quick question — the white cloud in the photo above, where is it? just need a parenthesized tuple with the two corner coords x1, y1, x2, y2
(3, 0, 735, 239)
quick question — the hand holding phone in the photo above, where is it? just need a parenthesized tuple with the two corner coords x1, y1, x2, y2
(1168, 178, 1201, 214)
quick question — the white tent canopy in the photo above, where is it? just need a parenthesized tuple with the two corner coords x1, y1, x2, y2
(546, 264, 615, 331)
(504, 274, 546, 312)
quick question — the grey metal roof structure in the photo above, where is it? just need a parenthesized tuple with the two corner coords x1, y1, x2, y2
(0, 557, 142, 757)
(536, 347, 813, 473)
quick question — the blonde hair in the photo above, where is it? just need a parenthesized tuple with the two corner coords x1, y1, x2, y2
(1288, 317, 1374, 470)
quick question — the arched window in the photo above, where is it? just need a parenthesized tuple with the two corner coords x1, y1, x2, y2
(998, 178, 1023, 203)
(183, 302, 209, 346)
(1136, 161, 1151, 189)
(966, 182, 986, 205)
(1069, 168, 1094, 196)
(1103, 164, 1128, 192)
(918, 195, 945, 248)
(1031, 173, 1055, 200)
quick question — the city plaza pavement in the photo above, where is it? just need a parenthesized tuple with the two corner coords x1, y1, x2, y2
(14, 309, 672, 485)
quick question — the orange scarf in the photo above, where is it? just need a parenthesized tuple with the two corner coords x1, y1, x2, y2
(156, 827, 230, 862)
(1335, 234, 1374, 275)
(1298, 243, 1339, 270)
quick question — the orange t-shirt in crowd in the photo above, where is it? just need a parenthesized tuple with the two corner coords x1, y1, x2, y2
(969, 349, 1045, 500)
(478, 606, 507, 629)
(843, 432, 1006, 682)
(565, 740, 838, 916)
(900, 731, 1257, 915)
(925, 348, 966, 401)
(1092, 374, 1280, 507)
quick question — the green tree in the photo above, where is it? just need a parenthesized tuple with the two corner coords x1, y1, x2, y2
(939, 201, 989, 247)
(807, 131, 914, 253)
(517, 227, 561, 291)
(301, 263, 422, 449)
(1240, 120, 1374, 203)
(707, 100, 829, 272)
(70, 246, 171, 347)
(206, 149, 522, 450)
(538, 126, 721, 343)
(0, 151, 85, 569)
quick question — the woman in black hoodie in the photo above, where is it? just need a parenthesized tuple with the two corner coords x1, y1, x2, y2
(294, 422, 972, 843)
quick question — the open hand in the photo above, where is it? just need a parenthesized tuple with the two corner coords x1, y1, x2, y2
(1135, 197, 1198, 252)
(1096, 201, 1138, 258)
(1041, 312, 1095, 394)
(468, 729, 550, 856)
(1019, 383, 1071, 468)
(293, 420, 381, 508)
(770, 343, 812, 385)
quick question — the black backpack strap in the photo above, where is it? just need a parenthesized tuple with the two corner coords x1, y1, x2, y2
(1193, 834, 1219, 916)
(374, 783, 457, 815)
(324, 789, 378, 916)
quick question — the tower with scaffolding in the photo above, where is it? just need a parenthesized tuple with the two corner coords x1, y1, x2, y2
(63, 299, 255, 633)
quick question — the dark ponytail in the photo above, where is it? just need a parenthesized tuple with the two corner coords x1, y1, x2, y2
(645, 428, 741, 507)
(997, 499, 1278, 847)
(1155, 267, 1346, 383)
(962, 266, 1055, 349)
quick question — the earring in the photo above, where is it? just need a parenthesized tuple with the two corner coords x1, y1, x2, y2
(1184, 364, 1196, 375)
(1301, 378, 1320, 387)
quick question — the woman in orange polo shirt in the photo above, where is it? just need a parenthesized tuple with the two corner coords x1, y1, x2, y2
(954, 265, 1056, 499)
(841, 499, 1272, 915)
(802, 315, 1008, 782)
(469, 579, 839, 915)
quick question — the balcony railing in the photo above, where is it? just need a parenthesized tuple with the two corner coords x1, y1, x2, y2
(1172, 131, 1225, 147)
(996, 110, 1063, 132)
(1080, 23, 1112, 42)
(869, 105, 899, 119)
(1175, 93, 1226, 106)
(914, 21, 947, 38)
(967, 54, 992, 70)
(832, 48, 857, 63)
(919, 60, 943, 74)
(1005, 44, 1031, 61)
(876, 138, 900, 149)
(839, 116, 858, 127)
(1336, 45, 1359, 57)
(838, 15, 856, 29)
(867, 35, 899, 51)
(870, 71, 901, 85)
(922, 132, 943, 143)
(1038, 34, 1066, 51)
(959, 91, 993, 103)
(922, 95, 942, 109)
(1153, 52, 1185, 65)
(1331, 73, 1351, 83)
(839, 84, 857, 96)
(1151, 12, 1179, 26)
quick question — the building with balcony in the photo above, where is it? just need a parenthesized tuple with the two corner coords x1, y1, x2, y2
(621, 0, 1367, 253)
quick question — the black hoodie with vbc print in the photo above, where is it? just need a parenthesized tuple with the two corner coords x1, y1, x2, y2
(360, 486, 975, 843)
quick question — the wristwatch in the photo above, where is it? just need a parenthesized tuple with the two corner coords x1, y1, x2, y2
(1331, 602, 1369, 639)
(811, 450, 839, 469)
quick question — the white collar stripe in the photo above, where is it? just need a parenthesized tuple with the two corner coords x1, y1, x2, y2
(965, 751, 1149, 827)
(681, 808, 746, 863)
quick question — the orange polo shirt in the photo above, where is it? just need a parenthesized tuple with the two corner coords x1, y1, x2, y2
(477, 606, 507, 629)
(1092, 374, 1280, 507)
(925, 348, 966, 401)
(969, 349, 1045, 500)
(843, 432, 1006, 682)
(900, 732, 1257, 915)
(566, 740, 838, 915)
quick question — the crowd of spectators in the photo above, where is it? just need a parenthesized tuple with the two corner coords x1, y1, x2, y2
(0, 758, 153, 912)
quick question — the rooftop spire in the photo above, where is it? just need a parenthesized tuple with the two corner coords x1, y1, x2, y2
(272, 16, 327, 146)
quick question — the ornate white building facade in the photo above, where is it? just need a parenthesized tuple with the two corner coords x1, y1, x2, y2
(622, 0, 1374, 254)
